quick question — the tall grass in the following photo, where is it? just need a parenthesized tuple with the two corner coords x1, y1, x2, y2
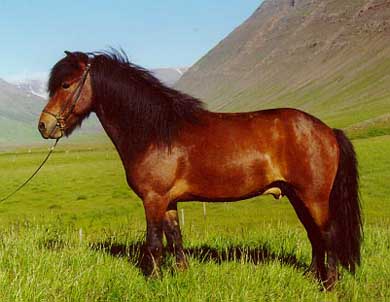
(0, 135, 389, 301)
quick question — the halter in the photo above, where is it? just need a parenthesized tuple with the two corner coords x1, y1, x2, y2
(42, 63, 91, 137)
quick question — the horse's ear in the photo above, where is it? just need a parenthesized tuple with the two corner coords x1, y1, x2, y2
(64, 50, 73, 56)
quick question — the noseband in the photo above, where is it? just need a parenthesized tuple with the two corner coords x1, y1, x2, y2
(42, 63, 91, 137)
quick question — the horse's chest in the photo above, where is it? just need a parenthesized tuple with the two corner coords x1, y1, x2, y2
(129, 147, 186, 195)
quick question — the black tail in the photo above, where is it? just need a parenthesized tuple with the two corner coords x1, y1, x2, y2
(329, 129, 363, 273)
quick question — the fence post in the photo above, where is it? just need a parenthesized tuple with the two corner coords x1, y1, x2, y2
(181, 208, 185, 226)
(79, 228, 83, 244)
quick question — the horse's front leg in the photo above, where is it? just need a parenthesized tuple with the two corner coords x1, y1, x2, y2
(163, 202, 188, 270)
(140, 193, 167, 277)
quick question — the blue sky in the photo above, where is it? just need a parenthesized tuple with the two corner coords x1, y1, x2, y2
(0, 0, 262, 80)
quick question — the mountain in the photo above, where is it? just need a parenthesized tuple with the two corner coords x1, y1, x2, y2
(176, 0, 390, 135)
(151, 68, 188, 86)
(14, 78, 47, 99)
(0, 78, 46, 145)
(0, 79, 44, 123)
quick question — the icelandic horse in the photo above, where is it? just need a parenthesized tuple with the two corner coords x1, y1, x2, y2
(38, 50, 362, 289)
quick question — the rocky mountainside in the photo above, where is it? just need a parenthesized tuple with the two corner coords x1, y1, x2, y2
(176, 0, 390, 131)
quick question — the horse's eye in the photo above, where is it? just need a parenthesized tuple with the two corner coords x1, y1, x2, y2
(62, 83, 70, 89)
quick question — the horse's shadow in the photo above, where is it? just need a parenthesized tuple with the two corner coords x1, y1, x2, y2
(90, 241, 308, 271)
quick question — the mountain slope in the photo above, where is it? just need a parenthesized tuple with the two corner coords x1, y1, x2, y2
(151, 68, 188, 86)
(14, 78, 47, 99)
(0, 79, 45, 123)
(0, 79, 46, 144)
(176, 0, 390, 130)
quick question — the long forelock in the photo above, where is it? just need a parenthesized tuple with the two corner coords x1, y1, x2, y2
(48, 53, 89, 97)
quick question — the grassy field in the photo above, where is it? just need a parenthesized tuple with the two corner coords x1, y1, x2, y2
(0, 135, 389, 301)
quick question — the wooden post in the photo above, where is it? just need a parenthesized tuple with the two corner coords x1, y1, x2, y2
(181, 208, 185, 226)
(203, 202, 207, 220)
(79, 228, 83, 244)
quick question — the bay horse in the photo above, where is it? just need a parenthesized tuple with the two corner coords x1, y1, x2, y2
(38, 50, 362, 289)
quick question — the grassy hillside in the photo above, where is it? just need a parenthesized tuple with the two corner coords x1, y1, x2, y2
(0, 116, 40, 145)
(0, 79, 44, 123)
(0, 135, 388, 301)
(176, 0, 390, 136)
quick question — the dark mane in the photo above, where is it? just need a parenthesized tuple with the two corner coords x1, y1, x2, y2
(90, 50, 206, 150)
(48, 49, 206, 149)
(93, 50, 206, 151)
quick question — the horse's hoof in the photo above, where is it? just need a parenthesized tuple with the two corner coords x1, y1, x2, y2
(322, 269, 339, 291)
(149, 268, 162, 279)
(139, 256, 162, 278)
(322, 278, 336, 291)
(141, 264, 162, 278)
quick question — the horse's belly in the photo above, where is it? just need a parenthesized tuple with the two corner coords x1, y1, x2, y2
(186, 150, 284, 200)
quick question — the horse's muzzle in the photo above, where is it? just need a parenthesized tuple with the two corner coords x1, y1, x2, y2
(38, 113, 63, 139)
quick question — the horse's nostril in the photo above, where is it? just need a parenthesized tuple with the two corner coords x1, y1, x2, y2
(38, 121, 46, 132)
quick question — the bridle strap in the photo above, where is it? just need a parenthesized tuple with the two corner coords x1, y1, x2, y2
(62, 63, 91, 121)
(42, 63, 91, 137)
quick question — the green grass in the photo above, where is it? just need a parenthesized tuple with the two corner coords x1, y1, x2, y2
(0, 135, 389, 301)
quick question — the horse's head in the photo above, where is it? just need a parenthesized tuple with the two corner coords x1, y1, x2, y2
(38, 51, 93, 139)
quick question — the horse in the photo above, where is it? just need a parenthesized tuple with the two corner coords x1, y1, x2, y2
(38, 50, 362, 289)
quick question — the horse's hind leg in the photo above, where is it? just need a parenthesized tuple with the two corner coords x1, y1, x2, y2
(285, 188, 328, 282)
(289, 188, 339, 290)
(299, 198, 339, 290)
(322, 227, 339, 290)
(163, 202, 188, 270)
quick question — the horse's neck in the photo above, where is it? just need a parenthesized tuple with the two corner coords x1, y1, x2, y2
(94, 102, 134, 165)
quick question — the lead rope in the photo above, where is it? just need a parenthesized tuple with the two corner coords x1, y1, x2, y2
(0, 138, 60, 203)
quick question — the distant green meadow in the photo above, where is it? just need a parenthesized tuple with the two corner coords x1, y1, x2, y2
(0, 135, 389, 301)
